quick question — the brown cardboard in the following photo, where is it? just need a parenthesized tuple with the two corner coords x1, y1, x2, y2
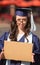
(4, 41, 33, 62)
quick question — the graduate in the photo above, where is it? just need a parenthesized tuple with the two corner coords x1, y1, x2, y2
(0, 7, 40, 65)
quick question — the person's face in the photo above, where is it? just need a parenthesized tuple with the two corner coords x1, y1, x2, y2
(16, 15, 27, 30)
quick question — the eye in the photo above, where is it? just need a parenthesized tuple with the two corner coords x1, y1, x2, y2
(17, 19, 21, 21)
(23, 19, 27, 21)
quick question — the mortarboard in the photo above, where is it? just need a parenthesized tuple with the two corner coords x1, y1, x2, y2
(16, 7, 31, 16)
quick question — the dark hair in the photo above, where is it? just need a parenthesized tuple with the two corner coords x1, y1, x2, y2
(9, 15, 31, 41)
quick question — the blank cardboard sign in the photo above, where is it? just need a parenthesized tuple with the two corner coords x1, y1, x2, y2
(4, 41, 33, 62)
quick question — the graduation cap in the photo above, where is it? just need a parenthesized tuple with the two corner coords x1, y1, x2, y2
(16, 7, 36, 31)
(16, 7, 32, 16)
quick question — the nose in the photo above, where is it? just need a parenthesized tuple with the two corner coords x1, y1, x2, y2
(20, 19, 23, 22)
(20, 20, 23, 24)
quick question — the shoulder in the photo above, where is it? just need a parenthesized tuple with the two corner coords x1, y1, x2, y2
(0, 32, 9, 40)
(32, 33, 39, 39)
(4, 32, 9, 36)
(29, 32, 39, 39)
(32, 32, 40, 43)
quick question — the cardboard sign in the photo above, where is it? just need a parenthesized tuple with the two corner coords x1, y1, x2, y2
(4, 41, 33, 62)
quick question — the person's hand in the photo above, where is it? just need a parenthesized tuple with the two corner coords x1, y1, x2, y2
(0, 48, 4, 60)
(32, 53, 35, 63)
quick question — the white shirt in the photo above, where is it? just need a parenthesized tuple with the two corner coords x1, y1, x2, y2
(17, 32, 32, 43)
